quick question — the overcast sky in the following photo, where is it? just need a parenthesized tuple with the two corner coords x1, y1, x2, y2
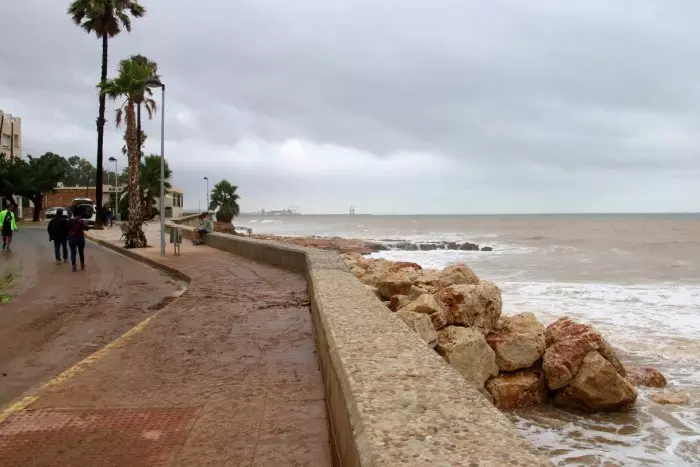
(2, 1, 699, 214)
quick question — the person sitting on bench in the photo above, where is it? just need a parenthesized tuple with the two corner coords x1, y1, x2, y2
(193, 212, 213, 245)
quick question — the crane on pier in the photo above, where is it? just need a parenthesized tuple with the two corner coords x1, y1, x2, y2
(349, 205, 355, 215)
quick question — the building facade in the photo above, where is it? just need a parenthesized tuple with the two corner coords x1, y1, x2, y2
(165, 187, 184, 218)
(1, 109, 23, 217)
(0, 109, 21, 159)
(45, 185, 185, 219)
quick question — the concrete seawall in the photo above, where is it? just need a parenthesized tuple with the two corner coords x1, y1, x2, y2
(171, 218, 550, 466)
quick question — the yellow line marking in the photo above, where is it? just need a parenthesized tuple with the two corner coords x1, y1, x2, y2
(0, 313, 158, 424)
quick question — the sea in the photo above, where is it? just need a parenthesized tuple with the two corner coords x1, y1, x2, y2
(237, 213, 700, 466)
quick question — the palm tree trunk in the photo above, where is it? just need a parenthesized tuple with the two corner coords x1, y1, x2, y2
(125, 100, 147, 248)
(136, 103, 142, 160)
(94, 34, 108, 229)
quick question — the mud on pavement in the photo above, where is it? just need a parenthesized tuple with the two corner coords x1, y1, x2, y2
(0, 227, 183, 407)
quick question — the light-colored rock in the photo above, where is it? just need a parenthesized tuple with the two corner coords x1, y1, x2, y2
(543, 317, 626, 390)
(651, 390, 690, 405)
(357, 269, 384, 287)
(400, 294, 442, 315)
(625, 366, 667, 388)
(397, 310, 438, 348)
(350, 266, 366, 278)
(428, 310, 449, 330)
(377, 273, 413, 300)
(388, 261, 423, 273)
(408, 285, 431, 300)
(486, 370, 548, 410)
(388, 294, 410, 312)
(434, 281, 502, 333)
(486, 312, 546, 371)
(436, 326, 498, 387)
(417, 263, 479, 290)
(554, 351, 637, 411)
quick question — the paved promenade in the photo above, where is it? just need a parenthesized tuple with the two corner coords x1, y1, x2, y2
(0, 225, 331, 466)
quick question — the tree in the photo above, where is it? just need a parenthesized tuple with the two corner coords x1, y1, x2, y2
(0, 154, 25, 209)
(115, 155, 171, 221)
(139, 154, 171, 218)
(121, 130, 147, 157)
(20, 153, 69, 221)
(68, 0, 146, 229)
(60, 156, 98, 187)
(100, 56, 157, 248)
(127, 54, 158, 157)
(208, 180, 241, 224)
(0, 153, 67, 221)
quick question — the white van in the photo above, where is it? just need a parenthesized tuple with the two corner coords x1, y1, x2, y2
(71, 197, 97, 226)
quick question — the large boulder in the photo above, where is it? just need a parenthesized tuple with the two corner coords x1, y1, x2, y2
(350, 266, 366, 278)
(625, 366, 667, 388)
(388, 261, 423, 273)
(543, 317, 625, 390)
(554, 352, 637, 411)
(377, 273, 413, 300)
(397, 310, 438, 348)
(436, 326, 498, 387)
(399, 294, 442, 315)
(546, 317, 625, 375)
(416, 263, 479, 290)
(428, 310, 449, 331)
(409, 285, 432, 300)
(487, 312, 546, 371)
(485, 370, 548, 410)
(434, 281, 502, 333)
(356, 259, 394, 286)
(388, 294, 411, 312)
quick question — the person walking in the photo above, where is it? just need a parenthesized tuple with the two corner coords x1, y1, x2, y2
(67, 214, 89, 272)
(47, 208, 69, 264)
(0, 205, 18, 252)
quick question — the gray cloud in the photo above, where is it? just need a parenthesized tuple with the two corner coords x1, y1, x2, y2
(2, 0, 700, 214)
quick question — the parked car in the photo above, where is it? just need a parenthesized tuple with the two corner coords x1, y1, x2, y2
(45, 207, 73, 219)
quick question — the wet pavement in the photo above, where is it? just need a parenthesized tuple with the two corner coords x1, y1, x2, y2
(0, 225, 180, 407)
(0, 225, 331, 466)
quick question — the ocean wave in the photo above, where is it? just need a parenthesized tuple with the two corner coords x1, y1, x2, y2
(367, 244, 538, 268)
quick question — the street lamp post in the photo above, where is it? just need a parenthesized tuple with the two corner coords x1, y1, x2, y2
(108, 156, 118, 220)
(204, 176, 209, 213)
(145, 78, 166, 257)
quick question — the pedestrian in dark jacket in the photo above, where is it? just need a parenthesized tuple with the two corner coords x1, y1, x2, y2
(67, 216, 89, 272)
(47, 208, 69, 264)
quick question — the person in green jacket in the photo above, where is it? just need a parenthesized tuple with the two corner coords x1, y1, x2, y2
(0, 205, 18, 252)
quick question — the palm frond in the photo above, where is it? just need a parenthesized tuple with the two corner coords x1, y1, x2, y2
(143, 98, 157, 119)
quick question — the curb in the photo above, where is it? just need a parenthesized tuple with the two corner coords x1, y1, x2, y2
(86, 234, 191, 285)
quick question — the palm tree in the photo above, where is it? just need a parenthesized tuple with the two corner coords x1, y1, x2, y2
(139, 154, 172, 219)
(100, 56, 157, 248)
(115, 156, 171, 221)
(68, 0, 146, 229)
(208, 180, 241, 224)
(127, 55, 158, 157)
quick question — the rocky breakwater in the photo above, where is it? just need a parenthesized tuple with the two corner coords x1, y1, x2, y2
(341, 253, 669, 413)
(246, 234, 494, 255)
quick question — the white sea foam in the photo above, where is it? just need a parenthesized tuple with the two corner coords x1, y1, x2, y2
(367, 244, 536, 268)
